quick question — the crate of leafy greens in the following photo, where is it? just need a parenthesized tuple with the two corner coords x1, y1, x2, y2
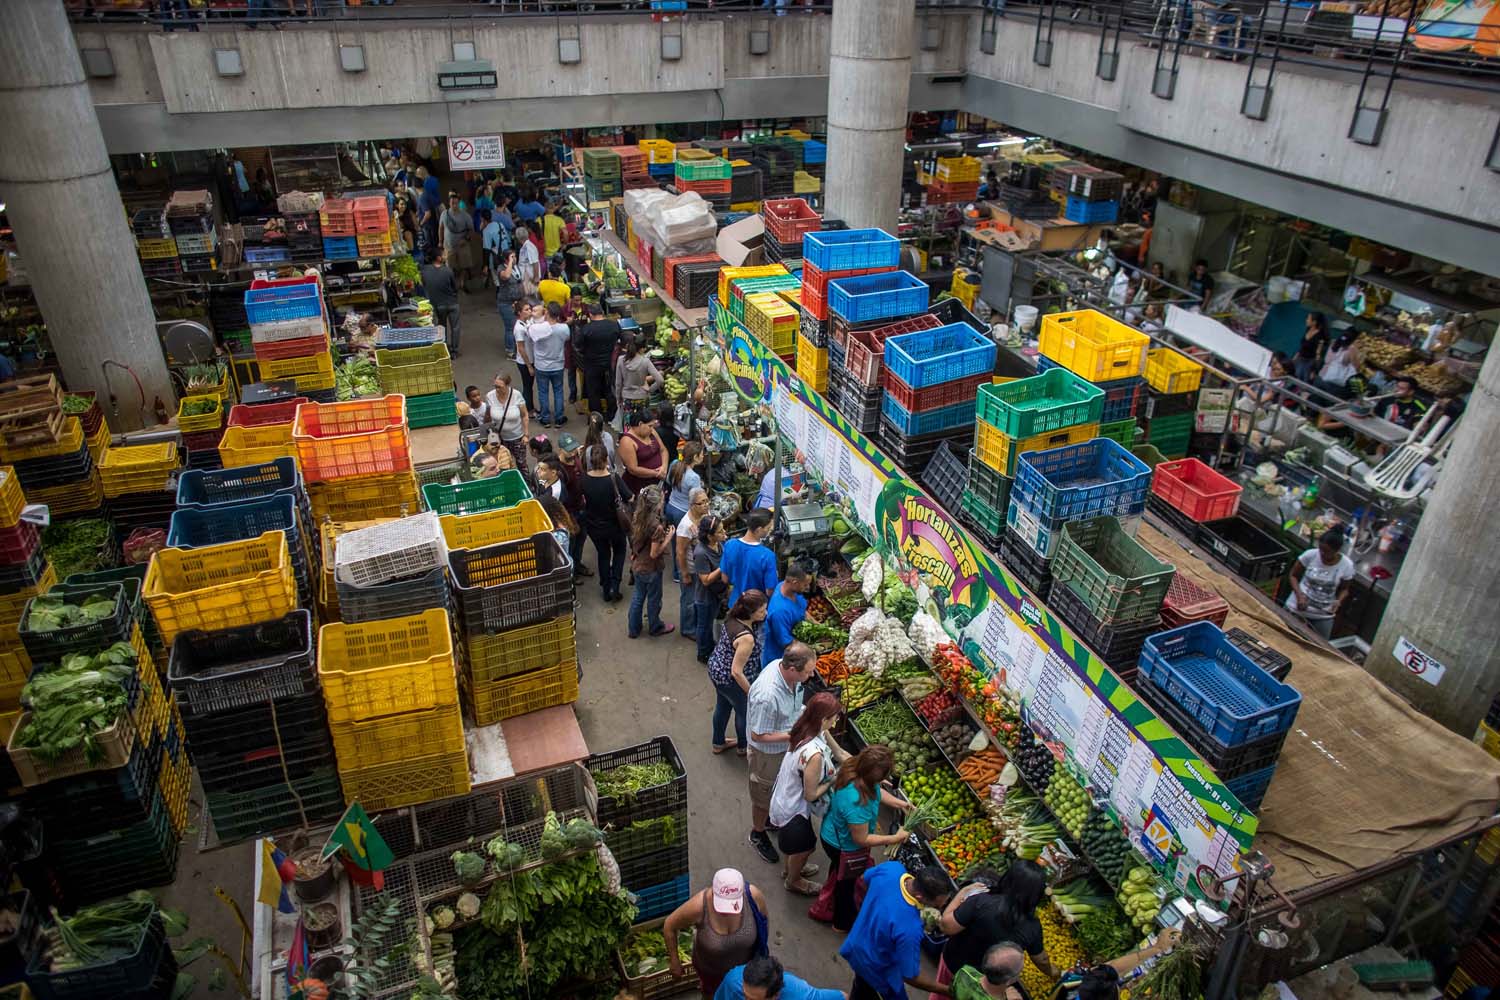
(41, 520, 114, 581)
(588, 736, 687, 828)
(27, 892, 170, 1000)
(7, 641, 143, 786)
(19, 583, 132, 663)
(791, 618, 848, 654)
(615, 918, 695, 1000)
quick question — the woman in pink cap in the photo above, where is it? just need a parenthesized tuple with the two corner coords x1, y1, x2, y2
(662, 867, 770, 997)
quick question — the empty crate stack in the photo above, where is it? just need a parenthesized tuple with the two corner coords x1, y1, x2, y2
(1036, 354, 1144, 453)
(583, 148, 623, 204)
(245, 276, 335, 403)
(831, 313, 940, 437)
(730, 159, 763, 209)
(99, 442, 181, 536)
(1038, 308, 1151, 449)
(377, 343, 456, 429)
(166, 190, 217, 274)
(749, 136, 801, 201)
(318, 608, 470, 812)
(1150, 458, 1290, 598)
(675, 151, 732, 212)
(168, 611, 344, 844)
(589, 736, 689, 921)
(882, 322, 996, 492)
(435, 490, 579, 726)
(1, 379, 105, 519)
(133, 208, 181, 283)
(292, 395, 419, 524)
(1158, 574, 1229, 629)
(352, 195, 394, 259)
(1048, 517, 1175, 679)
(0, 468, 38, 788)
(720, 265, 802, 365)
(333, 510, 449, 628)
(11, 573, 181, 904)
(613, 145, 652, 191)
(761, 197, 820, 268)
(800, 228, 902, 367)
(927, 156, 981, 206)
(1059, 164, 1123, 225)
(1134, 622, 1301, 810)
(218, 398, 306, 471)
(665, 255, 723, 309)
(1140, 348, 1204, 459)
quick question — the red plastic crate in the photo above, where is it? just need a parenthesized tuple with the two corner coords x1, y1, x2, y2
(250, 275, 318, 291)
(292, 395, 411, 484)
(884, 370, 990, 414)
(253, 333, 330, 362)
(0, 520, 41, 566)
(1159, 573, 1229, 628)
(1151, 458, 1242, 522)
(801, 263, 890, 322)
(761, 198, 821, 244)
(841, 313, 944, 387)
(678, 178, 731, 195)
(227, 398, 309, 429)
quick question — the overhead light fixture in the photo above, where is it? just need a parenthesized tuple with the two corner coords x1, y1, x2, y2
(452, 41, 476, 62)
(80, 47, 115, 78)
(214, 48, 244, 77)
(437, 59, 497, 90)
(339, 44, 366, 73)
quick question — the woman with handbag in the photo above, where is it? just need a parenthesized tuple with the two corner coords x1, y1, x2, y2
(813, 745, 913, 931)
(662, 868, 770, 998)
(578, 444, 632, 603)
(707, 589, 767, 755)
(482, 373, 530, 478)
(769, 692, 848, 897)
(626, 486, 675, 639)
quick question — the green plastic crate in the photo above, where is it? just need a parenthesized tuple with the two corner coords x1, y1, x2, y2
(676, 156, 732, 181)
(421, 469, 531, 515)
(405, 391, 459, 428)
(416, 460, 470, 489)
(581, 149, 621, 177)
(965, 450, 1012, 514)
(975, 368, 1104, 438)
(1052, 516, 1174, 624)
(1097, 418, 1139, 447)
(1131, 444, 1167, 468)
(729, 276, 801, 319)
(961, 489, 1005, 538)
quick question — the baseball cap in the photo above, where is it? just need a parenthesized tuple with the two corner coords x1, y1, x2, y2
(558, 433, 579, 452)
(711, 868, 745, 914)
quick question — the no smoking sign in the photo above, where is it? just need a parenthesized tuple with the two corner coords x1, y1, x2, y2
(446, 134, 506, 170)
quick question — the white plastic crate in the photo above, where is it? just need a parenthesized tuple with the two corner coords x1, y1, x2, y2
(251, 315, 327, 344)
(334, 510, 447, 589)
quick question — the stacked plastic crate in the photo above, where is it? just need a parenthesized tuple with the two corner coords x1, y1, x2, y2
(761, 197, 819, 268)
(0, 468, 37, 791)
(376, 343, 456, 429)
(318, 608, 470, 812)
(1058, 164, 1122, 225)
(832, 313, 939, 437)
(722, 266, 802, 365)
(970, 367, 1104, 560)
(133, 208, 182, 283)
(293, 395, 419, 524)
(437, 493, 579, 725)
(583, 148, 623, 204)
(318, 197, 360, 261)
(882, 322, 996, 481)
(1034, 354, 1143, 453)
(1037, 309, 1151, 446)
(11, 573, 180, 904)
(749, 137, 801, 201)
(167, 611, 343, 844)
(1048, 517, 1175, 678)
(2, 395, 104, 521)
(801, 229, 902, 387)
(666, 255, 723, 309)
(176, 382, 226, 473)
(352, 195, 393, 259)
(1134, 622, 1301, 810)
(332, 510, 449, 629)
(589, 737, 689, 921)
(99, 442, 181, 537)
(1140, 348, 1203, 459)
(245, 275, 336, 403)
(674, 151, 732, 212)
(730, 160, 763, 211)
(166, 189, 216, 274)
(1158, 573, 1230, 630)
(1005, 436, 1153, 568)
(281, 206, 324, 266)
(927, 156, 981, 206)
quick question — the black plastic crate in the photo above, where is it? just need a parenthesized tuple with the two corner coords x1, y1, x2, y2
(589, 736, 687, 828)
(0, 891, 41, 986)
(618, 841, 691, 893)
(27, 737, 163, 838)
(206, 767, 345, 844)
(175, 458, 303, 509)
(168, 611, 317, 715)
(27, 910, 168, 1000)
(602, 807, 689, 866)
(1224, 627, 1292, 682)
(1146, 493, 1202, 539)
(336, 566, 450, 625)
(20, 582, 133, 663)
(999, 527, 1052, 601)
(449, 532, 576, 634)
(0, 547, 48, 591)
(193, 733, 336, 793)
(13, 446, 94, 491)
(178, 690, 329, 758)
(1144, 389, 1198, 419)
(1048, 581, 1160, 665)
(929, 296, 987, 335)
(920, 441, 968, 513)
(877, 420, 973, 479)
(1194, 516, 1292, 585)
(1133, 670, 1290, 782)
(966, 451, 1012, 514)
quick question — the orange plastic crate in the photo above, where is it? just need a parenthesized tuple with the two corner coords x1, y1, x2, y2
(292, 395, 411, 483)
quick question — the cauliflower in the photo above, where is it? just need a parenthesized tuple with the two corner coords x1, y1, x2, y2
(456, 893, 481, 919)
(908, 610, 945, 661)
(860, 551, 885, 600)
(430, 906, 455, 930)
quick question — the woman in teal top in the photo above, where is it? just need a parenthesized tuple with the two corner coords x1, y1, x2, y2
(815, 745, 911, 931)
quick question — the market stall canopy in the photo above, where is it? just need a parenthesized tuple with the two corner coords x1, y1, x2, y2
(1135, 523, 1500, 894)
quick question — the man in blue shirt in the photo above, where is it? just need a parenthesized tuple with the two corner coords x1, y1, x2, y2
(716, 956, 847, 1000)
(840, 863, 953, 999)
(763, 562, 811, 668)
(515, 189, 546, 225)
(720, 509, 779, 605)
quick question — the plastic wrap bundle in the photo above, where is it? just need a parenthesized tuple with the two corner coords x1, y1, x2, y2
(627, 190, 717, 258)
(276, 190, 325, 214)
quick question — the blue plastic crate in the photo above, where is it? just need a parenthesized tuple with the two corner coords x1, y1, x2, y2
(802, 229, 902, 272)
(176, 458, 303, 510)
(322, 236, 358, 260)
(1005, 496, 1142, 560)
(803, 140, 826, 164)
(1225, 764, 1276, 811)
(243, 247, 291, 264)
(167, 494, 303, 551)
(1038, 356, 1146, 423)
(1064, 196, 1119, 224)
(884, 323, 997, 389)
(244, 285, 322, 325)
(1139, 622, 1302, 746)
(648, 162, 676, 177)
(880, 396, 975, 437)
(632, 874, 691, 922)
(827, 270, 929, 324)
(1012, 438, 1152, 521)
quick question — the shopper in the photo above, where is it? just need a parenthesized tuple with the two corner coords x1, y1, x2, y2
(539, 262, 570, 310)
(566, 291, 588, 414)
(542, 202, 567, 257)
(537, 493, 577, 567)
(483, 373, 530, 475)
(692, 514, 730, 664)
(627, 485, 675, 638)
(420, 249, 462, 357)
(515, 225, 541, 296)
(715, 956, 847, 1000)
(657, 402, 682, 471)
(1293, 312, 1329, 383)
(935, 860, 1055, 996)
(721, 510, 779, 605)
(812, 746, 912, 931)
(534, 455, 565, 502)
(1285, 528, 1355, 639)
(947, 944, 1026, 1000)
(396, 197, 419, 258)
(579, 444, 630, 602)
(577, 302, 624, 418)
(674, 487, 710, 644)
(1049, 929, 1182, 1000)
(763, 563, 811, 669)
(839, 862, 954, 999)
(584, 411, 617, 471)
(619, 409, 669, 493)
(746, 643, 817, 866)
(709, 589, 767, 755)
(479, 209, 504, 289)
(463, 385, 489, 426)
(515, 188, 546, 226)
(439, 192, 477, 292)
(1315, 331, 1362, 399)
(517, 302, 553, 414)
(1381, 375, 1428, 429)
(554, 433, 592, 578)
(494, 251, 523, 356)
(662, 869, 770, 999)
(615, 336, 663, 424)
(769, 692, 846, 897)
(529, 303, 570, 429)
(665, 442, 705, 527)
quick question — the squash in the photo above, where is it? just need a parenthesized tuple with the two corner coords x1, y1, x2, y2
(299, 978, 330, 1000)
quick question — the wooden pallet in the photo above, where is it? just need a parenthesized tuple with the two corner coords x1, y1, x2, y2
(0, 375, 64, 446)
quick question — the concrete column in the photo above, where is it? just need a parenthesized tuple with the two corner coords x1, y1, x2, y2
(824, 0, 916, 233)
(0, 0, 172, 431)
(1365, 345, 1500, 736)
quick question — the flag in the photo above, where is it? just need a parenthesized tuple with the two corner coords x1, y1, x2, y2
(285, 915, 309, 997)
(257, 840, 297, 915)
(322, 801, 394, 874)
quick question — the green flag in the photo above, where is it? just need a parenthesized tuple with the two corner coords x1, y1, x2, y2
(322, 802, 394, 872)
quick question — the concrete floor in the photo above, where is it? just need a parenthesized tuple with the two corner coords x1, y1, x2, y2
(166, 278, 854, 998)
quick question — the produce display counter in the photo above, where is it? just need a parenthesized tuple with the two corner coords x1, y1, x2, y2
(597, 229, 710, 329)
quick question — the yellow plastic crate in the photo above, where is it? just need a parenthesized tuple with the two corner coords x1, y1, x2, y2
(467, 659, 579, 726)
(136, 237, 178, 260)
(1039, 310, 1150, 382)
(26, 472, 101, 516)
(638, 138, 677, 164)
(935, 155, 982, 183)
(729, 201, 761, 213)
(158, 743, 191, 836)
(0, 417, 82, 464)
(439, 499, 552, 551)
(462, 614, 577, 686)
(744, 292, 798, 356)
(1145, 348, 1203, 395)
(317, 608, 459, 723)
(144, 531, 298, 646)
(86, 422, 109, 463)
(175, 394, 223, 433)
(338, 746, 470, 812)
(718, 265, 789, 307)
(975, 420, 1100, 478)
(793, 171, 821, 194)
(99, 441, 180, 498)
(1480, 721, 1500, 759)
(218, 424, 297, 471)
(796, 337, 829, 378)
(0, 646, 30, 707)
(0, 566, 56, 626)
(330, 702, 465, 768)
(259, 351, 336, 392)
(307, 471, 420, 523)
(778, 287, 803, 310)
(0, 468, 24, 529)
